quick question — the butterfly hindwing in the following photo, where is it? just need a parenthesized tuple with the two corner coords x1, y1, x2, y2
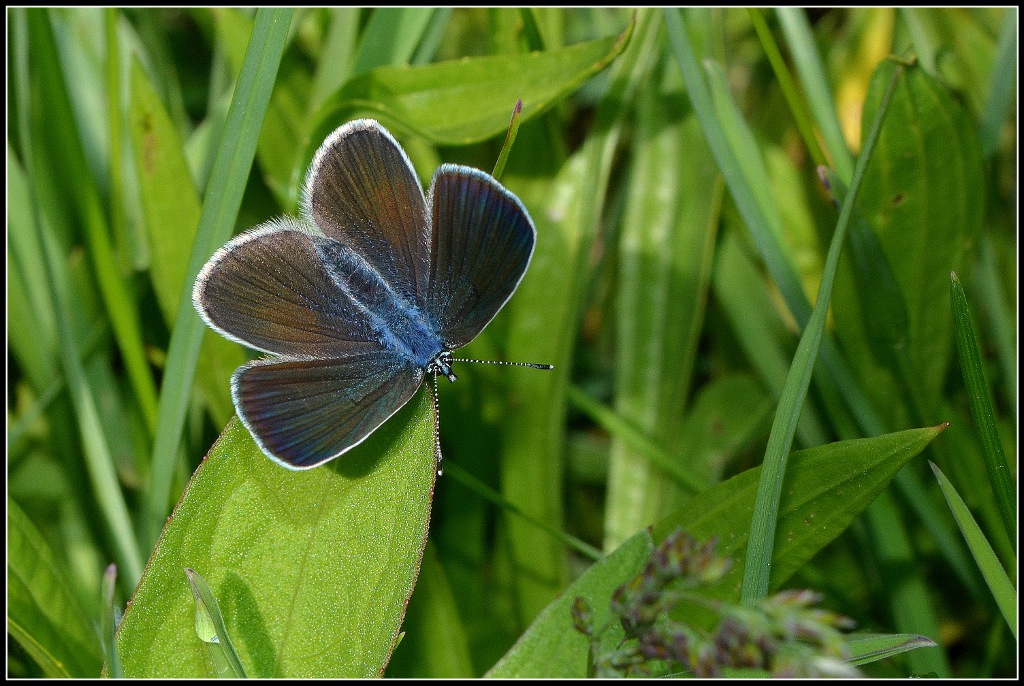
(233, 351, 424, 469)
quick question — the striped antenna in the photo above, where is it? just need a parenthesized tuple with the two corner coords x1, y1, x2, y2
(449, 357, 553, 371)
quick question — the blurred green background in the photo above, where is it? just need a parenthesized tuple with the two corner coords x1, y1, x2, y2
(7, 7, 1016, 678)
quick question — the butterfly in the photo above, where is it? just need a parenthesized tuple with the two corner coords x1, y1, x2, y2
(193, 119, 549, 472)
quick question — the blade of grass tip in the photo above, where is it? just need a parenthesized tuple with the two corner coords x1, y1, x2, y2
(492, 99, 523, 182)
(145, 8, 293, 548)
(102, 564, 124, 678)
(185, 568, 248, 677)
(444, 462, 602, 562)
(979, 8, 1017, 160)
(775, 8, 855, 182)
(15, 8, 145, 589)
(951, 272, 1015, 545)
(930, 462, 1016, 637)
(747, 9, 827, 169)
(739, 64, 904, 603)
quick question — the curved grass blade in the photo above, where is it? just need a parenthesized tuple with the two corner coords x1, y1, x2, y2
(847, 633, 938, 667)
(951, 272, 1015, 545)
(145, 8, 293, 548)
(748, 9, 828, 170)
(185, 568, 247, 678)
(738, 61, 902, 604)
(930, 462, 1016, 637)
(27, 8, 159, 438)
(775, 8, 855, 181)
(15, 8, 145, 587)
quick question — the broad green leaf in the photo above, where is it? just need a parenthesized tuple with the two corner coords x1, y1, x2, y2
(832, 59, 985, 422)
(128, 60, 245, 428)
(486, 531, 654, 678)
(606, 70, 720, 548)
(300, 18, 634, 181)
(652, 425, 947, 599)
(117, 392, 436, 677)
(847, 633, 938, 666)
(7, 498, 104, 677)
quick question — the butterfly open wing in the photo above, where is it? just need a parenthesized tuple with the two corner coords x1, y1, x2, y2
(426, 165, 536, 349)
(193, 219, 381, 359)
(233, 352, 424, 469)
(302, 120, 430, 308)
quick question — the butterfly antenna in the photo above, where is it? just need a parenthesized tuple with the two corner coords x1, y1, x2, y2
(448, 358, 554, 371)
(430, 371, 444, 475)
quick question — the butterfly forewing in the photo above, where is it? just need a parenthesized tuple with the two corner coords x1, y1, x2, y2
(426, 165, 536, 349)
(303, 120, 430, 307)
(193, 219, 381, 359)
(233, 352, 424, 469)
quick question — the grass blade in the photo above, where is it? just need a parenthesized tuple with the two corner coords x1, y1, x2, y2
(738, 61, 902, 603)
(930, 463, 1016, 637)
(145, 8, 293, 547)
(951, 272, 1015, 544)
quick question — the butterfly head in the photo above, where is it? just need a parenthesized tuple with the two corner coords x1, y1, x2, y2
(427, 351, 458, 383)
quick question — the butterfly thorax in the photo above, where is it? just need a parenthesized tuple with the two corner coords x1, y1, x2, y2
(315, 236, 446, 370)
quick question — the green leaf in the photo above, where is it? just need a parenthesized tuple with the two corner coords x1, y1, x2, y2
(128, 59, 245, 428)
(486, 531, 654, 678)
(7, 498, 104, 677)
(300, 18, 634, 177)
(832, 59, 985, 421)
(930, 462, 1016, 638)
(847, 633, 938, 666)
(652, 426, 947, 599)
(606, 73, 721, 548)
(117, 391, 436, 677)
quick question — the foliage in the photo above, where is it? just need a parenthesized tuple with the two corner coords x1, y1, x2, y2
(7, 7, 1016, 678)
